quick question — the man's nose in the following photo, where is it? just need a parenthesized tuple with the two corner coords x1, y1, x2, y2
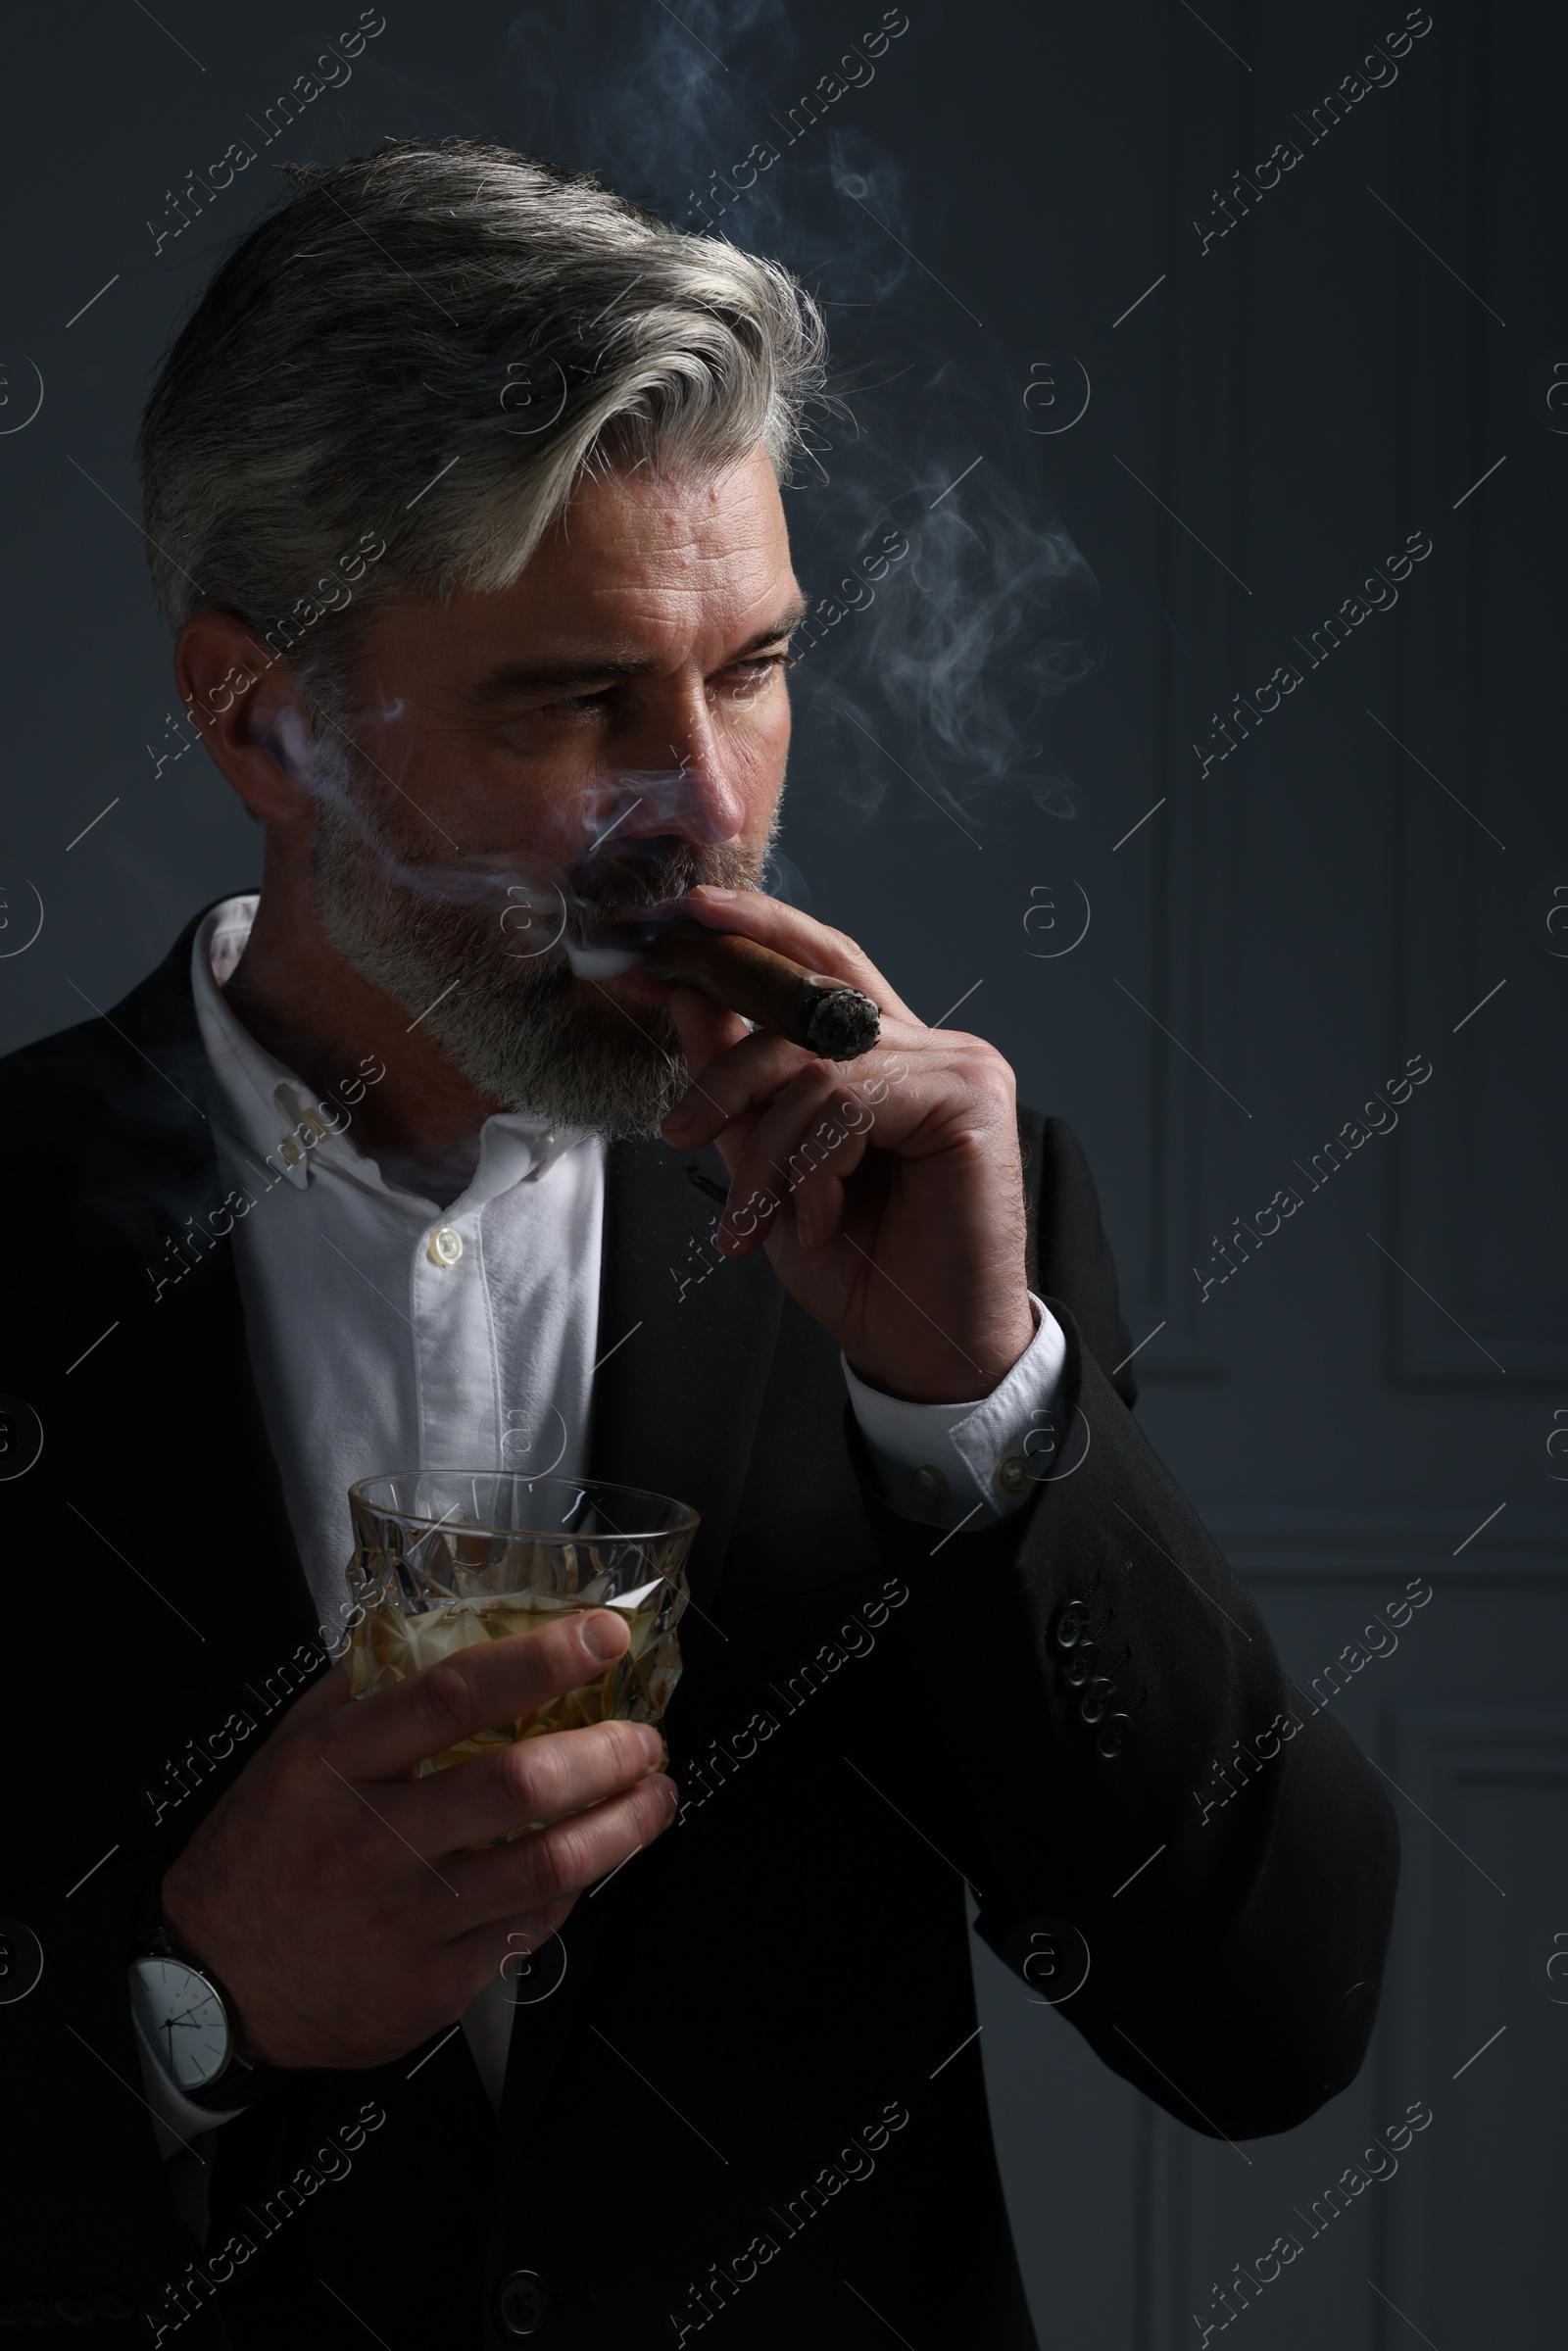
(615, 698, 749, 848)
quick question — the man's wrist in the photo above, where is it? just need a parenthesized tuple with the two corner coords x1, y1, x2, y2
(843, 1295, 1066, 1529)
(845, 1293, 1039, 1405)
(130, 1867, 278, 2110)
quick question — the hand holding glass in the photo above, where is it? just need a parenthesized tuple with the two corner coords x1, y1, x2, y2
(343, 1472, 698, 1776)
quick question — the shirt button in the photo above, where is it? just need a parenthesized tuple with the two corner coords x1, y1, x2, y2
(427, 1226, 464, 1267)
(994, 1453, 1033, 1498)
(910, 1463, 947, 1510)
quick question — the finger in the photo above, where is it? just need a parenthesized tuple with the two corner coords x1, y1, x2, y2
(328, 1609, 631, 1782)
(448, 1770, 680, 1928)
(790, 1165, 849, 1250)
(442, 1900, 584, 2019)
(685, 886, 920, 1025)
(276, 1654, 356, 1725)
(664, 982, 751, 1089)
(662, 1024, 818, 1150)
(662, 1027, 899, 1194)
(719, 1068, 879, 1252)
(407, 1716, 665, 1854)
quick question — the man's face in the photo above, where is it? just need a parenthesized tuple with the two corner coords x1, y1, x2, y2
(308, 442, 804, 1136)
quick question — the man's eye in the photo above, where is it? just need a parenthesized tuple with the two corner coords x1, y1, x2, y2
(538, 653, 795, 717)
(720, 653, 797, 689)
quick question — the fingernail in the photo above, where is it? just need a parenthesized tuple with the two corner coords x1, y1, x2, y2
(583, 1611, 628, 1664)
(695, 885, 736, 901)
(659, 1776, 680, 1815)
(637, 1726, 663, 1767)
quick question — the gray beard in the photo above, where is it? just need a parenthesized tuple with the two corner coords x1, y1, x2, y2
(310, 769, 769, 1141)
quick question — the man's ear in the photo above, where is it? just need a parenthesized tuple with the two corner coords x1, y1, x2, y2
(173, 611, 318, 825)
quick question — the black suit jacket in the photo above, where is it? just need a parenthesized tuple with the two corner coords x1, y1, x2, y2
(0, 911, 1398, 2349)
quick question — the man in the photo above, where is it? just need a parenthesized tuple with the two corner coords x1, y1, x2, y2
(0, 142, 1397, 2348)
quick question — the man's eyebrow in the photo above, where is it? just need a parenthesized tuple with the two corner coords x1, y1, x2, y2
(467, 593, 811, 705)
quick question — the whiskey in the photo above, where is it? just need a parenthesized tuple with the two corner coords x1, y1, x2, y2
(341, 1472, 699, 1806)
(346, 1578, 680, 1776)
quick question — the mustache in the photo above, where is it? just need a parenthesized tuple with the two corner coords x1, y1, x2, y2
(310, 748, 769, 946)
(381, 837, 760, 943)
(571, 836, 753, 925)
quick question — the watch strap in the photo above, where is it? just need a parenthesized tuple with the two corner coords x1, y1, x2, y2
(130, 1865, 281, 2112)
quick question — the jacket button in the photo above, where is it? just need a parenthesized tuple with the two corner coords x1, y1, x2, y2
(495, 2271, 549, 2337)
(1096, 1711, 1133, 1760)
(1052, 1597, 1091, 1649)
(1078, 1675, 1117, 1726)
(1061, 1641, 1099, 1690)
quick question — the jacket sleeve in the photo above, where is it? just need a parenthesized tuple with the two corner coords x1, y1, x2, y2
(847, 1112, 1399, 2139)
(0, 1845, 227, 2336)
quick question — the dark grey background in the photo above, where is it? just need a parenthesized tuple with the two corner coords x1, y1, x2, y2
(2, 3, 1563, 2345)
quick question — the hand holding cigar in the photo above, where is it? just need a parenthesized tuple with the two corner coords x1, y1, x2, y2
(645, 920, 881, 1060)
(653, 885, 1037, 1404)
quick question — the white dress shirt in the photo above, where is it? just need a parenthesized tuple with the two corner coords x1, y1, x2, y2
(135, 895, 1066, 2209)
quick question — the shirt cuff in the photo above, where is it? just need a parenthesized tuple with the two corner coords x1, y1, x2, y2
(842, 1294, 1068, 1530)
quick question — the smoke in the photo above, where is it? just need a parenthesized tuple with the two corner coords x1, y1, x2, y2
(221, 0, 1101, 1150)
(499, 0, 1101, 841)
(304, 711, 771, 1137)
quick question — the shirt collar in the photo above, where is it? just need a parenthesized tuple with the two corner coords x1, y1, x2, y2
(189, 895, 578, 1205)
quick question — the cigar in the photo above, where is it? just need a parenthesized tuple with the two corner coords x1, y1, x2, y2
(645, 919, 881, 1060)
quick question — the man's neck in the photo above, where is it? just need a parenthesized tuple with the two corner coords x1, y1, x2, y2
(221, 857, 504, 1162)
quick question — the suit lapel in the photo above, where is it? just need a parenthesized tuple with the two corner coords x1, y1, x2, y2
(36, 918, 329, 1809)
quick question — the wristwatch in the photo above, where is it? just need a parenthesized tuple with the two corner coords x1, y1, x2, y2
(128, 1877, 277, 2114)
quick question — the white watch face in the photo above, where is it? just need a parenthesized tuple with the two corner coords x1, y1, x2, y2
(130, 1955, 231, 2092)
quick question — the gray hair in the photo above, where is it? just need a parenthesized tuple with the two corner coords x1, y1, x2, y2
(138, 140, 825, 673)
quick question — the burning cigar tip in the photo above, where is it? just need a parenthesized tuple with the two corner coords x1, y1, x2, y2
(800, 982, 880, 1060)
